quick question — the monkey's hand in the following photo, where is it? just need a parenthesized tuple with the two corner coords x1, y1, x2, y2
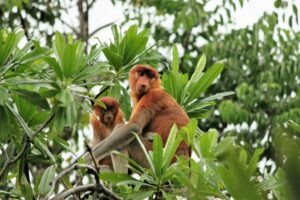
(143, 132, 155, 142)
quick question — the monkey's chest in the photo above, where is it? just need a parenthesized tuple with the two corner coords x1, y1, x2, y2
(143, 111, 179, 143)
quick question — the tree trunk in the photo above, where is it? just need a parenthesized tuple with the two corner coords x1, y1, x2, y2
(77, 0, 89, 45)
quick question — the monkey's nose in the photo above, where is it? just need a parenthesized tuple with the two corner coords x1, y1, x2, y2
(140, 84, 147, 89)
(104, 116, 113, 123)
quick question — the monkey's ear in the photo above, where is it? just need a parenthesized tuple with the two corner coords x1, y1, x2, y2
(94, 105, 101, 116)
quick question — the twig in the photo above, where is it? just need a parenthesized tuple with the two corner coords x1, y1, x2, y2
(57, 18, 79, 36)
(51, 164, 121, 200)
(0, 113, 55, 178)
(30, 112, 55, 139)
(87, 0, 97, 9)
(50, 184, 97, 200)
(180, 31, 191, 68)
(93, 85, 110, 105)
(88, 21, 116, 39)
(18, 8, 29, 39)
(85, 141, 100, 173)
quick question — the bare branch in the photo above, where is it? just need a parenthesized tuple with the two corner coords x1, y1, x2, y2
(88, 21, 116, 39)
(57, 18, 79, 36)
(50, 184, 97, 200)
(87, 0, 97, 10)
(51, 164, 121, 200)
(18, 8, 29, 39)
(85, 141, 100, 173)
(31, 112, 56, 139)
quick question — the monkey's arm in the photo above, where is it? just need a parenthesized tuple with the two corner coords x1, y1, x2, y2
(85, 108, 153, 162)
(90, 123, 139, 161)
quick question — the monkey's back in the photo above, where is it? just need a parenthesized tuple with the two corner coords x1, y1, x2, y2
(142, 89, 190, 156)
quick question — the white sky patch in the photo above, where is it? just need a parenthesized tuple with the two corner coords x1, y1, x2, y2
(233, 0, 275, 29)
(88, 0, 277, 43)
(89, 0, 123, 44)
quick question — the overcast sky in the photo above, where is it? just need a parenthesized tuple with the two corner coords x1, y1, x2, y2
(88, 0, 276, 43)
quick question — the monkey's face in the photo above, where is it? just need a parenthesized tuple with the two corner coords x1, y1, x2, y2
(93, 97, 120, 125)
(93, 105, 117, 125)
(102, 109, 115, 124)
(129, 65, 161, 97)
(135, 69, 156, 96)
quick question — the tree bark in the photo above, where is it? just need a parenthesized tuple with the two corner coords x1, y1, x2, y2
(77, 0, 89, 44)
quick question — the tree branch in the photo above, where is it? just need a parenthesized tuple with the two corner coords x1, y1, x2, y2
(180, 30, 191, 68)
(87, 0, 97, 10)
(0, 112, 55, 178)
(51, 164, 121, 200)
(18, 8, 29, 39)
(85, 141, 100, 173)
(50, 184, 97, 200)
(88, 21, 116, 39)
(57, 18, 79, 37)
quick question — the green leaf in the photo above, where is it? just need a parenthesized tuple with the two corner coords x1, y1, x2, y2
(53, 137, 73, 153)
(152, 134, 164, 177)
(43, 57, 63, 80)
(133, 132, 155, 173)
(185, 101, 215, 114)
(182, 54, 206, 103)
(12, 89, 50, 110)
(198, 130, 218, 158)
(102, 47, 123, 69)
(163, 125, 182, 169)
(246, 148, 264, 176)
(33, 137, 56, 162)
(0, 106, 10, 141)
(52, 32, 86, 79)
(72, 63, 110, 82)
(0, 29, 24, 67)
(28, 111, 50, 127)
(172, 44, 179, 72)
(100, 172, 137, 183)
(293, 4, 298, 24)
(38, 165, 56, 196)
(200, 91, 235, 102)
(58, 90, 73, 107)
(185, 61, 224, 103)
(17, 163, 34, 200)
(53, 32, 64, 63)
(87, 44, 102, 62)
(190, 54, 207, 83)
(66, 101, 77, 126)
(162, 71, 188, 103)
(53, 107, 66, 137)
(214, 137, 236, 157)
(112, 24, 121, 45)
(0, 86, 9, 105)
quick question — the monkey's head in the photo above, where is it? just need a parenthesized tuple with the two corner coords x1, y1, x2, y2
(129, 65, 161, 97)
(93, 97, 120, 125)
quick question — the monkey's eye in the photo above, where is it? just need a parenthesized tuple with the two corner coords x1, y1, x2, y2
(138, 71, 145, 76)
(105, 106, 111, 111)
(147, 72, 155, 79)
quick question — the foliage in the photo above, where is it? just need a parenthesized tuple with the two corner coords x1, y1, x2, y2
(0, 0, 65, 43)
(162, 45, 234, 119)
(0, 26, 230, 199)
(116, 0, 300, 147)
(0, 0, 300, 199)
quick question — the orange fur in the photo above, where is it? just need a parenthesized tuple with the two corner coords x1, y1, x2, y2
(129, 65, 190, 160)
(90, 97, 125, 168)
